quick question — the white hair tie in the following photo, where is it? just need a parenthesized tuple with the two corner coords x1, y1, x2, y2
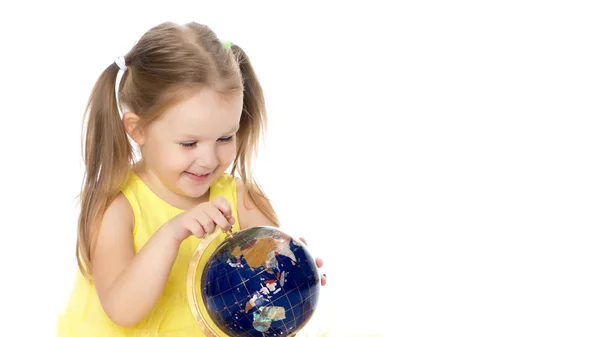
(115, 56, 127, 71)
(114, 56, 127, 116)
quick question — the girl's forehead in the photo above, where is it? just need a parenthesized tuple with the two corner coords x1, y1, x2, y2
(157, 89, 243, 134)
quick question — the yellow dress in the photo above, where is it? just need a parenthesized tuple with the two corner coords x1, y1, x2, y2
(57, 172, 241, 336)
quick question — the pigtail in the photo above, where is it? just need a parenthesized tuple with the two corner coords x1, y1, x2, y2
(230, 44, 280, 227)
(77, 63, 134, 279)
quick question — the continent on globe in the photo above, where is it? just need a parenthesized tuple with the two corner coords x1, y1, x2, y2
(231, 236, 298, 271)
(252, 306, 286, 332)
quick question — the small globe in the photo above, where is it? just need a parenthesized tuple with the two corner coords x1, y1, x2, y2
(200, 226, 320, 336)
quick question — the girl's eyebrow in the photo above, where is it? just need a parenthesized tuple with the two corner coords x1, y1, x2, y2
(180, 125, 239, 139)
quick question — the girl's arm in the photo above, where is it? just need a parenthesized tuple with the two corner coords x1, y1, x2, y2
(91, 193, 180, 328)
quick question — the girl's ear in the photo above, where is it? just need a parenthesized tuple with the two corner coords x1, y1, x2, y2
(122, 112, 145, 145)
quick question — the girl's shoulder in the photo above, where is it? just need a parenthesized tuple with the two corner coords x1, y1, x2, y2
(233, 176, 278, 229)
(103, 192, 135, 233)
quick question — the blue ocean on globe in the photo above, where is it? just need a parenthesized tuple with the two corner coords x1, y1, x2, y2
(201, 226, 320, 337)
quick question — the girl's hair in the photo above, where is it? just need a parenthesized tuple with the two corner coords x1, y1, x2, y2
(77, 22, 279, 279)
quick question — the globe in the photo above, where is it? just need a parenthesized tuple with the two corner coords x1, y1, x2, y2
(197, 226, 320, 337)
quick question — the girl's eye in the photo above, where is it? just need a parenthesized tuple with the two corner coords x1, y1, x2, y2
(180, 142, 197, 148)
(218, 136, 233, 143)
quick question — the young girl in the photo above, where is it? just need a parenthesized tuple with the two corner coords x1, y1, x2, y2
(57, 21, 325, 336)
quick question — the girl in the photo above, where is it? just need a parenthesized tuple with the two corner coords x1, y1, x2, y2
(57, 21, 325, 336)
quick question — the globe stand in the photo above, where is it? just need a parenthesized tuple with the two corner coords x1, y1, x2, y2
(187, 228, 234, 337)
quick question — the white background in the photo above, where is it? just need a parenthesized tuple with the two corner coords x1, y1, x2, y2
(1, 1, 599, 336)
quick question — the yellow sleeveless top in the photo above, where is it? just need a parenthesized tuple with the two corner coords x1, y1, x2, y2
(57, 173, 240, 336)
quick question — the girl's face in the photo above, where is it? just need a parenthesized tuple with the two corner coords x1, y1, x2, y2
(135, 87, 242, 207)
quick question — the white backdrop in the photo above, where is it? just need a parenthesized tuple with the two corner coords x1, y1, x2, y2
(0, 1, 599, 336)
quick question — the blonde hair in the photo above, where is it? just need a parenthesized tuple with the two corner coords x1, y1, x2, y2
(77, 22, 278, 279)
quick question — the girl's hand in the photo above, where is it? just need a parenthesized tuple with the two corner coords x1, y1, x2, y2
(166, 196, 236, 243)
(299, 237, 327, 286)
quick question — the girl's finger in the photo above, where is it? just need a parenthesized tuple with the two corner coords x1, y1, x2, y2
(202, 205, 232, 232)
(211, 197, 235, 225)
